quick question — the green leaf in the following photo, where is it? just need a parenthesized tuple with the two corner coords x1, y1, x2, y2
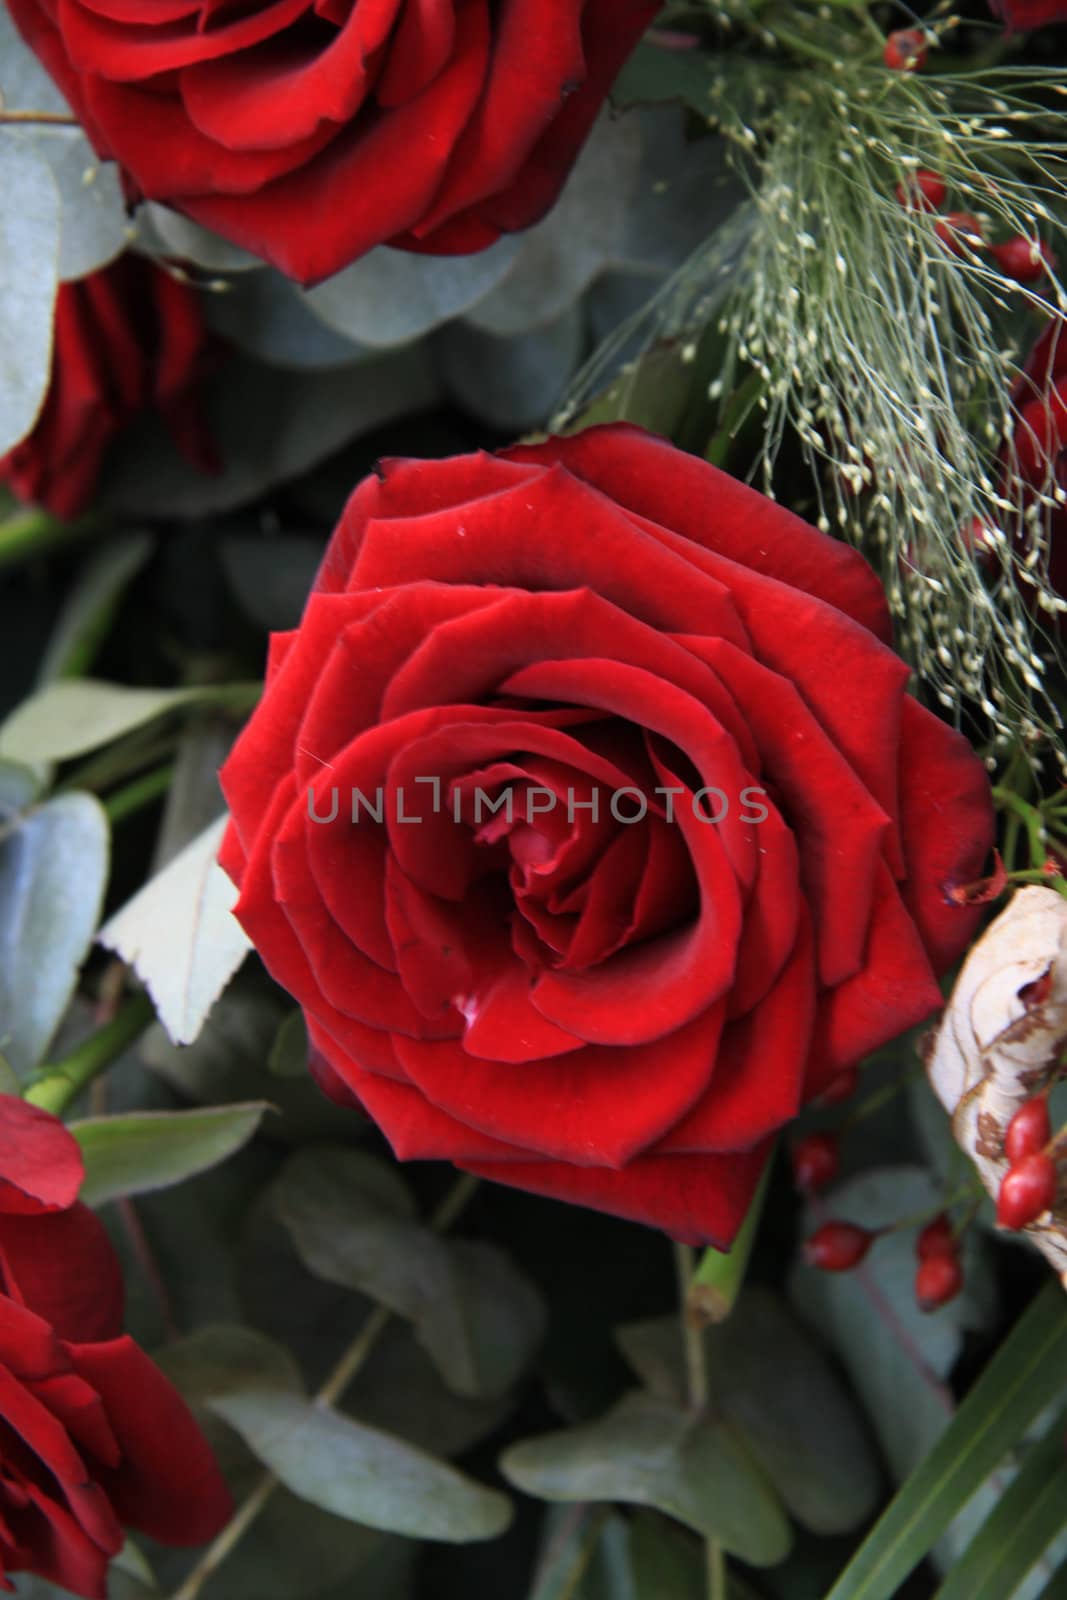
(0, 140, 60, 457)
(161, 1329, 511, 1543)
(932, 1416, 1067, 1600)
(220, 1388, 512, 1542)
(0, 678, 256, 765)
(36, 534, 155, 685)
(70, 1102, 269, 1207)
(0, 792, 108, 1076)
(616, 1290, 881, 1536)
(501, 1391, 792, 1566)
(273, 1146, 546, 1399)
(628, 1512, 705, 1599)
(99, 814, 251, 1046)
(269, 1010, 310, 1078)
(612, 41, 720, 115)
(823, 1283, 1067, 1600)
(0, 757, 41, 819)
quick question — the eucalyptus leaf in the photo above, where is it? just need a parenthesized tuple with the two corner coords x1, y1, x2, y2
(466, 114, 642, 338)
(302, 235, 522, 347)
(617, 1290, 881, 1536)
(0, 758, 41, 819)
(501, 1391, 792, 1566)
(0, 140, 61, 456)
(205, 269, 369, 369)
(611, 42, 720, 116)
(99, 814, 251, 1046)
(0, 677, 253, 765)
(822, 1284, 1067, 1600)
(71, 1102, 269, 1207)
(0, 792, 108, 1076)
(434, 307, 584, 432)
(12, 126, 127, 282)
(273, 1145, 546, 1398)
(0, 4, 69, 112)
(136, 203, 266, 272)
(161, 1324, 514, 1547)
(221, 535, 323, 632)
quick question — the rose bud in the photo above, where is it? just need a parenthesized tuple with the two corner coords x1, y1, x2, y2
(996, 1151, 1058, 1230)
(803, 1221, 874, 1272)
(791, 1131, 840, 1193)
(1004, 1094, 1051, 1166)
(916, 1254, 964, 1312)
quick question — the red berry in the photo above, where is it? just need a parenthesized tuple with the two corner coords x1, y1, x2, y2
(895, 169, 947, 212)
(884, 28, 928, 71)
(917, 1214, 958, 1261)
(816, 1066, 858, 1108)
(991, 236, 1056, 284)
(935, 213, 985, 256)
(803, 1221, 873, 1272)
(916, 1255, 964, 1312)
(791, 1132, 840, 1193)
(997, 1152, 1058, 1230)
(1004, 1095, 1051, 1166)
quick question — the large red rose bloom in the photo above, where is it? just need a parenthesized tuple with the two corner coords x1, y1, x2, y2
(9, 0, 660, 286)
(220, 424, 994, 1246)
(0, 1098, 232, 1599)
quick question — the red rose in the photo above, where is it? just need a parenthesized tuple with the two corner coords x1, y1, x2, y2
(219, 424, 993, 1245)
(988, 0, 1067, 26)
(0, 1097, 232, 1599)
(1007, 321, 1067, 617)
(0, 255, 216, 520)
(9, 0, 660, 287)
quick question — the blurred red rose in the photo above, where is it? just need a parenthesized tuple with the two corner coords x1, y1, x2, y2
(220, 424, 993, 1246)
(0, 1097, 232, 1599)
(989, 0, 1067, 26)
(9, 0, 660, 286)
(0, 254, 216, 520)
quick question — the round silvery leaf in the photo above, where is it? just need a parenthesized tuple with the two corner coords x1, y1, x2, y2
(12, 127, 128, 281)
(301, 233, 522, 349)
(0, 141, 61, 456)
(611, 109, 742, 276)
(204, 269, 370, 370)
(465, 112, 643, 338)
(0, 4, 69, 114)
(135, 202, 266, 273)
(436, 307, 584, 432)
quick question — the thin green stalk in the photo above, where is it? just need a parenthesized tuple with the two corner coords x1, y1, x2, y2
(0, 509, 100, 570)
(24, 992, 154, 1116)
(688, 1154, 772, 1325)
(166, 1172, 480, 1600)
(675, 1242, 724, 1600)
(104, 763, 176, 826)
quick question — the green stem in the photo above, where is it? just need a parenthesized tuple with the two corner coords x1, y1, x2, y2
(675, 1242, 723, 1600)
(688, 1154, 772, 1326)
(165, 1172, 480, 1600)
(23, 992, 154, 1116)
(104, 764, 176, 826)
(0, 509, 100, 570)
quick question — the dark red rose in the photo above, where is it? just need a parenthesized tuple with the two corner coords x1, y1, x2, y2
(0, 254, 216, 520)
(9, 0, 660, 287)
(989, 0, 1067, 26)
(0, 1097, 232, 1599)
(1007, 321, 1067, 616)
(219, 424, 993, 1246)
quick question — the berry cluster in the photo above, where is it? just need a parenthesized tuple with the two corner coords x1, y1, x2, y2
(997, 1095, 1059, 1230)
(894, 168, 1056, 283)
